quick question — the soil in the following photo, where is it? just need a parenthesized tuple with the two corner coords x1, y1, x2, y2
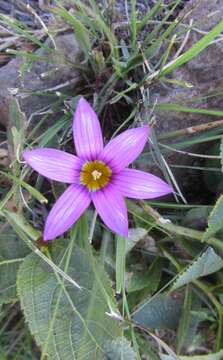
(0, 0, 191, 29)
(0, 0, 51, 26)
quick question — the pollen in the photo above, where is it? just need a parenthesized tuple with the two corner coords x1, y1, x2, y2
(80, 160, 112, 191)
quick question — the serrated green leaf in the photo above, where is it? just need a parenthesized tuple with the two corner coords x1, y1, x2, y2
(132, 294, 183, 329)
(17, 244, 121, 359)
(128, 258, 162, 293)
(203, 195, 223, 241)
(172, 247, 223, 291)
(160, 349, 223, 360)
(103, 338, 137, 360)
(0, 227, 29, 305)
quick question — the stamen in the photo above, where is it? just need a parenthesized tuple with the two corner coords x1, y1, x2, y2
(80, 160, 112, 191)
(92, 170, 102, 180)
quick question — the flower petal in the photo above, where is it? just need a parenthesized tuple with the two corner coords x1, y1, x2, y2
(73, 97, 103, 160)
(23, 148, 82, 183)
(99, 126, 149, 173)
(43, 184, 91, 241)
(91, 184, 128, 237)
(112, 168, 173, 199)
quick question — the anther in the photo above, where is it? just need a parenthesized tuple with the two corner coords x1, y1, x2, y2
(92, 170, 102, 180)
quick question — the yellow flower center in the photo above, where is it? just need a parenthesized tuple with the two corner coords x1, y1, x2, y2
(80, 160, 112, 191)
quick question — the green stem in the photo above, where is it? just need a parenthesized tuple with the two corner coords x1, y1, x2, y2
(140, 202, 223, 252)
(122, 291, 141, 360)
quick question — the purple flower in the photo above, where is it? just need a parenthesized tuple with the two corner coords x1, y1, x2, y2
(23, 97, 172, 240)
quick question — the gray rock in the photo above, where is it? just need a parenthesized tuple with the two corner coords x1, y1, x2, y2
(152, 0, 223, 136)
(140, 0, 223, 198)
(0, 33, 80, 128)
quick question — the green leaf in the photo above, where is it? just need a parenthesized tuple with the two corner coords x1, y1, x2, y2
(103, 338, 137, 360)
(160, 350, 223, 360)
(130, 0, 137, 50)
(203, 195, 223, 241)
(132, 294, 183, 329)
(128, 258, 162, 293)
(0, 228, 29, 305)
(172, 247, 223, 291)
(17, 244, 121, 359)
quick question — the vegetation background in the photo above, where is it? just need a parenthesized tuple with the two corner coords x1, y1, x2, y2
(0, 0, 223, 359)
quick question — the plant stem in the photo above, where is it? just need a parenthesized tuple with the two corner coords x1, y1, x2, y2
(139, 201, 223, 252)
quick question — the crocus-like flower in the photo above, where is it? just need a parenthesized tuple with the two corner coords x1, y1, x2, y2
(23, 97, 172, 240)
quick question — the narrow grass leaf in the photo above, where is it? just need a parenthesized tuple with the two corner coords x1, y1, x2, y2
(159, 20, 223, 76)
(137, 1, 162, 31)
(37, 115, 70, 146)
(142, 0, 180, 47)
(116, 235, 126, 294)
(130, 0, 137, 51)
(220, 137, 223, 172)
(54, 6, 91, 57)
(154, 103, 223, 117)
(0, 14, 50, 50)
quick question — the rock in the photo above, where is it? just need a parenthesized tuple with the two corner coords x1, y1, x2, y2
(0, 94, 12, 127)
(0, 33, 80, 128)
(152, 0, 223, 136)
(141, 0, 223, 199)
